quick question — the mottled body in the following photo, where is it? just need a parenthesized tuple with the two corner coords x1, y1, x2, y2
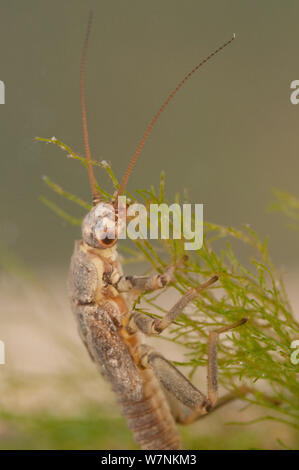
(68, 240, 182, 449)
(65, 14, 248, 450)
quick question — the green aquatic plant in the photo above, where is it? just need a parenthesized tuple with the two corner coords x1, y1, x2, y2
(270, 189, 299, 231)
(36, 136, 299, 436)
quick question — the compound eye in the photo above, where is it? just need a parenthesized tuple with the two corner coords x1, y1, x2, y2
(97, 234, 118, 248)
(94, 204, 117, 248)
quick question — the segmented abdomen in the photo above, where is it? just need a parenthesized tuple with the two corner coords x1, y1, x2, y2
(113, 319, 182, 450)
(117, 360, 182, 450)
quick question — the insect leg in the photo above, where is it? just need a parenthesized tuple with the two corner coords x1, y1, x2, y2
(172, 383, 280, 425)
(119, 268, 174, 292)
(139, 345, 210, 415)
(117, 256, 187, 293)
(138, 320, 247, 418)
(207, 319, 247, 406)
(173, 386, 250, 425)
(128, 275, 218, 335)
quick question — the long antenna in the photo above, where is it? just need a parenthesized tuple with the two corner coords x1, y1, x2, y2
(81, 10, 100, 205)
(117, 34, 236, 198)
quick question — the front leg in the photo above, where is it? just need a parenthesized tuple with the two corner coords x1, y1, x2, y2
(122, 268, 173, 292)
(116, 256, 187, 293)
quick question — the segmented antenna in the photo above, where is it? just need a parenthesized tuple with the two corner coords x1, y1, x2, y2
(81, 10, 100, 205)
(117, 34, 236, 197)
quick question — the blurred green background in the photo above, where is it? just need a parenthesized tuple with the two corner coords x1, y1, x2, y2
(0, 0, 299, 450)
(1, 0, 299, 269)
